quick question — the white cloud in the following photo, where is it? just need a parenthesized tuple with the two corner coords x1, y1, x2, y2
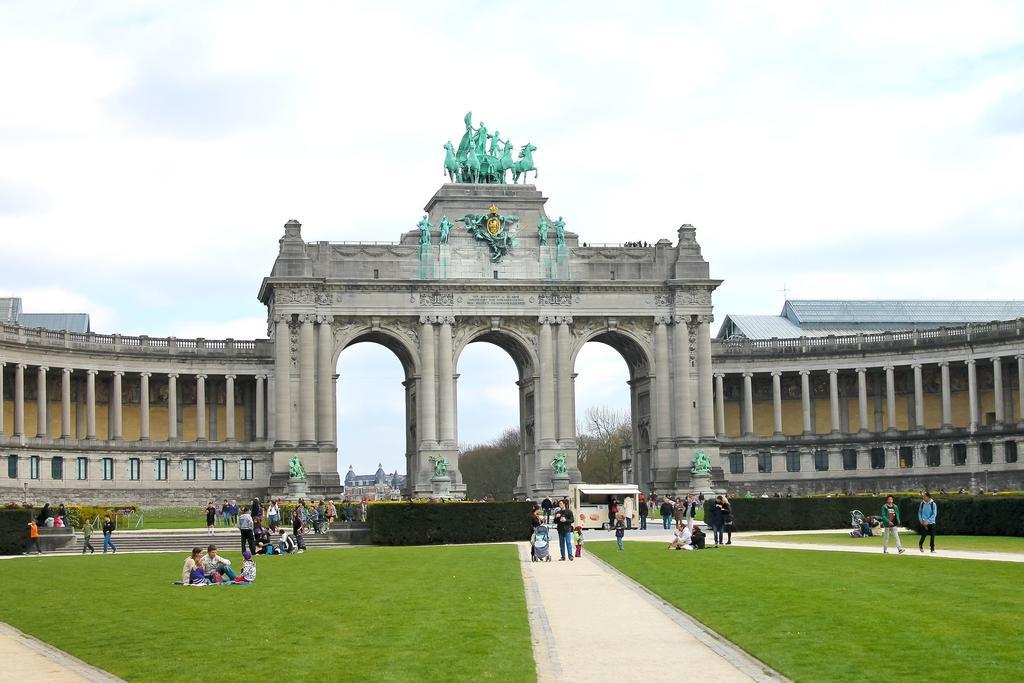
(2, 1, 1023, 466)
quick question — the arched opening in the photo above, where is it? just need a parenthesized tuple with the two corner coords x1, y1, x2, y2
(454, 328, 536, 500)
(335, 330, 416, 499)
(572, 330, 653, 489)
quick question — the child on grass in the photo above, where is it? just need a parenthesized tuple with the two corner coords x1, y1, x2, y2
(232, 551, 257, 583)
(614, 514, 626, 551)
(573, 525, 584, 557)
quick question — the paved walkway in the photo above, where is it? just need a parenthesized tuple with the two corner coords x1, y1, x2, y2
(517, 544, 782, 682)
(0, 623, 122, 682)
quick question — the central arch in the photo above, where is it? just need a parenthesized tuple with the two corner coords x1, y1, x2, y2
(453, 323, 539, 496)
(571, 327, 655, 490)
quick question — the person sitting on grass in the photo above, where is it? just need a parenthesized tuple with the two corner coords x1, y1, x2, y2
(202, 545, 238, 582)
(254, 523, 273, 554)
(668, 523, 692, 550)
(278, 528, 297, 554)
(181, 547, 210, 586)
(229, 551, 256, 583)
(690, 525, 707, 550)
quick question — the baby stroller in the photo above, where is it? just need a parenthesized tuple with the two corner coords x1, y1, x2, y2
(533, 525, 552, 562)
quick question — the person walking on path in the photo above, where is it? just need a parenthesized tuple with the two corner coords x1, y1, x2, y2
(81, 518, 95, 554)
(614, 514, 626, 551)
(709, 496, 725, 547)
(721, 495, 734, 545)
(638, 495, 648, 530)
(541, 496, 553, 524)
(553, 500, 575, 561)
(101, 515, 116, 554)
(267, 499, 281, 530)
(918, 492, 938, 553)
(659, 498, 674, 530)
(206, 502, 217, 536)
(881, 495, 905, 554)
(25, 520, 42, 554)
(238, 506, 256, 555)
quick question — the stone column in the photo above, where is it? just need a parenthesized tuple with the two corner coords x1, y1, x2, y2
(799, 370, 811, 434)
(111, 370, 123, 440)
(273, 315, 292, 445)
(224, 374, 236, 441)
(255, 375, 266, 440)
(672, 317, 693, 440)
(884, 365, 896, 431)
(196, 374, 207, 441)
(856, 367, 868, 433)
(438, 316, 456, 445)
(538, 317, 555, 445)
(556, 317, 574, 443)
(697, 317, 715, 439)
(741, 372, 753, 437)
(912, 363, 925, 429)
(771, 370, 783, 435)
(61, 368, 72, 438)
(653, 318, 672, 443)
(714, 372, 725, 437)
(939, 361, 952, 427)
(0, 362, 4, 436)
(14, 363, 25, 437)
(298, 314, 316, 445)
(1017, 355, 1024, 423)
(36, 366, 48, 437)
(167, 373, 178, 441)
(828, 369, 840, 434)
(139, 372, 150, 441)
(316, 316, 334, 445)
(85, 369, 97, 440)
(967, 359, 978, 432)
(992, 356, 1004, 425)
(419, 316, 437, 445)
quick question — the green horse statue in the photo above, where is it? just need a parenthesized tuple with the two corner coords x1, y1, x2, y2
(512, 143, 537, 184)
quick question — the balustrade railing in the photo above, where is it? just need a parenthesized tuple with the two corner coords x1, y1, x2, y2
(0, 321, 272, 357)
(714, 318, 1024, 357)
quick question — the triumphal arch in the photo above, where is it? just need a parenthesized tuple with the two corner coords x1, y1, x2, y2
(258, 114, 721, 498)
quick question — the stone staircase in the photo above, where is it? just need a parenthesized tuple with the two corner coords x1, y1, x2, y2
(48, 525, 371, 555)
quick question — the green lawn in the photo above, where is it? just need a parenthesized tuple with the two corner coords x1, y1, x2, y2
(745, 532, 1024, 553)
(0, 545, 534, 682)
(590, 542, 1024, 682)
(135, 506, 208, 529)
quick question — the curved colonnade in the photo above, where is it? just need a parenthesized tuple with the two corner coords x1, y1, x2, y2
(712, 319, 1024, 493)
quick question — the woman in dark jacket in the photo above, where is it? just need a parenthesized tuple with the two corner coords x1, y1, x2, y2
(37, 503, 51, 526)
(659, 499, 674, 530)
(721, 496, 734, 545)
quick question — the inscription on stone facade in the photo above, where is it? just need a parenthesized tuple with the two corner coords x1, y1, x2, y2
(419, 292, 454, 306)
(464, 293, 526, 306)
(538, 293, 572, 306)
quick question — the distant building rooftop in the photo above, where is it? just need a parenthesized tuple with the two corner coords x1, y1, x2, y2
(717, 299, 1024, 340)
(0, 297, 90, 333)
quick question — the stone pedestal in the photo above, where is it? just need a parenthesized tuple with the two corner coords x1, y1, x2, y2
(430, 476, 452, 499)
(287, 478, 308, 501)
(551, 472, 570, 498)
(688, 472, 718, 498)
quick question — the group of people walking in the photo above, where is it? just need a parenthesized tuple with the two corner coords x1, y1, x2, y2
(874, 493, 939, 554)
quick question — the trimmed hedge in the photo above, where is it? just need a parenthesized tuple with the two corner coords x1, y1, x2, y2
(706, 495, 1024, 536)
(0, 509, 33, 555)
(368, 501, 535, 545)
(897, 496, 1024, 537)
(705, 497, 887, 532)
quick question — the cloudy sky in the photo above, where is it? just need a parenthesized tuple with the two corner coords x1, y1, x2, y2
(2, 2, 1023, 475)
